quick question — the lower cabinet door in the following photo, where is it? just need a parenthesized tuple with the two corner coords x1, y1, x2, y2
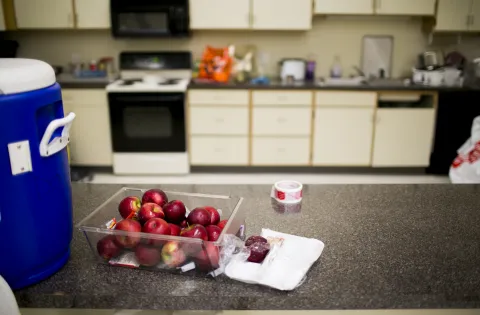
(372, 109, 435, 167)
(313, 108, 374, 166)
(252, 137, 310, 165)
(190, 136, 248, 165)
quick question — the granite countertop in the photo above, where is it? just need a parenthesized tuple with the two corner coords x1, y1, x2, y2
(15, 184, 480, 310)
(57, 73, 116, 89)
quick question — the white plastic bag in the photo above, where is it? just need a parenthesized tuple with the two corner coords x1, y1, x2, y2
(449, 116, 480, 183)
(224, 229, 325, 291)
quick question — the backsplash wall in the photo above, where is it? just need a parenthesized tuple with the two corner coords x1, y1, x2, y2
(8, 16, 435, 77)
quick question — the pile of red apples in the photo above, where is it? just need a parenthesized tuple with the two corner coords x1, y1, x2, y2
(96, 189, 227, 269)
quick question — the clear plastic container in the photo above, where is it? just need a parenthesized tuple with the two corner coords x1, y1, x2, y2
(77, 187, 245, 276)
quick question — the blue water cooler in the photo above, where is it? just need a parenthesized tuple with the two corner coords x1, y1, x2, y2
(0, 59, 75, 289)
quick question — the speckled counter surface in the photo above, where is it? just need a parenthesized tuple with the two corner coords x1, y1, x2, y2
(57, 74, 115, 89)
(15, 184, 480, 310)
(189, 80, 478, 92)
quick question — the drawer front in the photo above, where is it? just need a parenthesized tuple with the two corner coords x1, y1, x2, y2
(316, 91, 376, 107)
(252, 137, 310, 165)
(189, 90, 249, 106)
(253, 91, 312, 106)
(190, 136, 248, 165)
(62, 89, 107, 106)
(190, 107, 248, 135)
(253, 108, 311, 136)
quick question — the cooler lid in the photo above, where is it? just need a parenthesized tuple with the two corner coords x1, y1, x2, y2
(0, 59, 56, 95)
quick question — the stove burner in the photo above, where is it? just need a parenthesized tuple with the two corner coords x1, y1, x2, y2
(120, 79, 142, 86)
(158, 79, 181, 85)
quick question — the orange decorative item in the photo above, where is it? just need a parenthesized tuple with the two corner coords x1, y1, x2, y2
(198, 46, 233, 83)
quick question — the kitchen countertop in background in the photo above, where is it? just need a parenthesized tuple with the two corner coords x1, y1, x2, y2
(15, 184, 480, 310)
(56, 75, 477, 91)
(56, 73, 116, 89)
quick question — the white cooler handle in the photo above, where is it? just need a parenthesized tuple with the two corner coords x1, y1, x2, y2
(39, 112, 76, 157)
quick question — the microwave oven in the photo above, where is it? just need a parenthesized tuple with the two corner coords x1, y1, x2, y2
(110, 0, 190, 38)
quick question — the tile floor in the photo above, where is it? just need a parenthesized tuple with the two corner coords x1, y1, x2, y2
(90, 172, 450, 185)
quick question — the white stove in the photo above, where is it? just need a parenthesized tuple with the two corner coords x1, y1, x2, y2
(106, 78, 190, 93)
(107, 52, 191, 175)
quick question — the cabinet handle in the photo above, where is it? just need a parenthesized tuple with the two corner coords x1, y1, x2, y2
(467, 15, 471, 26)
(214, 147, 223, 153)
(472, 15, 475, 26)
(277, 147, 286, 153)
(277, 117, 287, 123)
(214, 117, 224, 123)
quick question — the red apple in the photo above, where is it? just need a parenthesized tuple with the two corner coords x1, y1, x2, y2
(217, 219, 228, 230)
(163, 200, 187, 224)
(245, 235, 268, 247)
(115, 219, 142, 248)
(141, 189, 168, 207)
(161, 241, 187, 268)
(168, 223, 181, 236)
(97, 235, 122, 260)
(187, 207, 211, 226)
(135, 244, 161, 267)
(205, 225, 221, 242)
(180, 220, 188, 228)
(142, 218, 170, 246)
(248, 242, 270, 263)
(137, 203, 165, 224)
(204, 206, 220, 225)
(180, 224, 208, 241)
(118, 196, 141, 219)
(195, 242, 220, 271)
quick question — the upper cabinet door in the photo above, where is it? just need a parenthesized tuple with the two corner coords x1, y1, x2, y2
(0, 2, 5, 30)
(376, 0, 436, 16)
(469, 0, 480, 30)
(14, 0, 74, 29)
(315, 0, 374, 15)
(190, 0, 250, 29)
(75, 0, 110, 29)
(252, 0, 312, 30)
(435, 0, 471, 31)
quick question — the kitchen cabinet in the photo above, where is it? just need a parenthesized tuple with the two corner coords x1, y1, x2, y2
(14, 0, 74, 29)
(372, 109, 436, 167)
(314, 108, 374, 166)
(62, 90, 113, 166)
(469, 0, 480, 30)
(376, 0, 436, 16)
(75, 0, 110, 29)
(253, 108, 311, 136)
(188, 89, 249, 165)
(190, 136, 249, 165)
(0, 1, 5, 30)
(189, 0, 251, 29)
(315, 0, 374, 15)
(435, 0, 471, 31)
(252, 137, 310, 165)
(251, 0, 312, 30)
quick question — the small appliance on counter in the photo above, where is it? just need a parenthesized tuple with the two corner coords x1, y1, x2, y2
(106, 51, 191, 175)
(279, 58, 306, 81)
(0, 59, 75, 289)
(110, 0, 189, 38)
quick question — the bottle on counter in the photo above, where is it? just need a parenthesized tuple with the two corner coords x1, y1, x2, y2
(305, 60, 316, 81)
(330, 55, 343, 78)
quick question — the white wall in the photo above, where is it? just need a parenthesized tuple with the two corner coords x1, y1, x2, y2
(7, 15, 432, 78)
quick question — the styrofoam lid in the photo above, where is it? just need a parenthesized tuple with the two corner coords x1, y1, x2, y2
(0, 59, 56, 95)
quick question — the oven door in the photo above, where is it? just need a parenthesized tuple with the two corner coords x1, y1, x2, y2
(109, 93, 186, 153)
(110, 0, 189, 38)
